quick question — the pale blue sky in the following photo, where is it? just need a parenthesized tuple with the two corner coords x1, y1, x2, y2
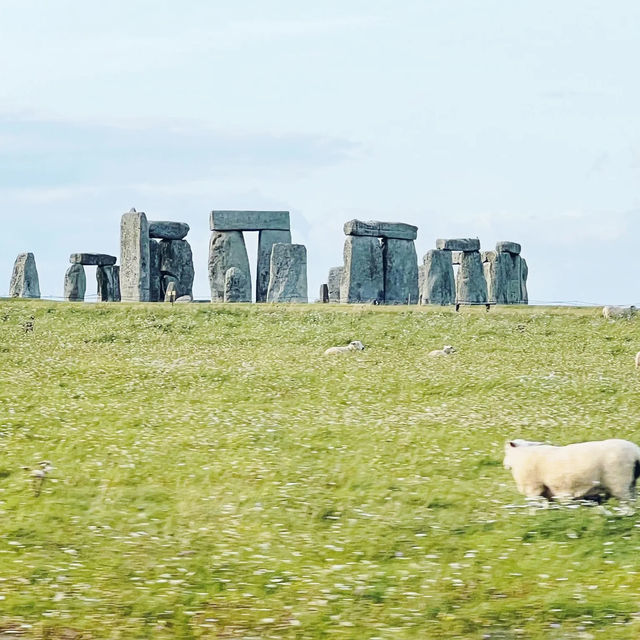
(1, 1, 639, 303)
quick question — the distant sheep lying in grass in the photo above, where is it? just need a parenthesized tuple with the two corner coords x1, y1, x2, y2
(428, 345, 455, 357)
(635, 351, 640, 368)
(602, 305, 636, 319)
(324, 340, 365, 355)
(503, 439, 640, 501)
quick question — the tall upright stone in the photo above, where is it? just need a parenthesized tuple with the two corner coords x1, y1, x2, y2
(340, 236, 384, 304)
(456, 251, 487, 304)
(64, 264, 86, 302)
(327, 267, 343, 303)
(120, 209, 150, 302)
(418, 265, 426, 304)
(159, 239, 194, 299)
(521, 258, 529, 304)
(96, 265, 120, 302)
(319, 283, 329, 303)
(149, 240, 162, 302)
(224, 267, 251, 303)
(422, 249, 455, 305)
(266, 244, 308, 303)
(256, 229, 291, 302)
(208, 231, 251, 302)
(382, 238, 419, 304)
(9, 253, 40, 298)
(484, 243, 528, 305)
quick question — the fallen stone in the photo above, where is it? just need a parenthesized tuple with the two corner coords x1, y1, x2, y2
(96, 265, 120, 302)
(320, 283, 329, 303)
(344, 219, 418, 241)
(64, 264, 86, 302)
(382, 238, 419, 304)
(224, 267, 251, 303)
(208, 231, 251, 302)
(175, 295, 192, 303)
(120, 210, 150, 302)
(9, 253, 40, 298)
(210, 210, 290, 231)
(69, 253, 117, 266)
(422, 249, 455, 305)
(436, 238, 481, 252)
(148, 221, 190, 240)
(267, 244, 308, 303)
(327, 267, 343, 303)
(495, 241, 521, 255)
(159, 239, 194, 299)
(456, 251, 488, 304)
(340, 236, 384, 304)
(256, 229, 291, 302)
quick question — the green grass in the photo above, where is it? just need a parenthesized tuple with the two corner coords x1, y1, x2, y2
(1, 300, 640, 638)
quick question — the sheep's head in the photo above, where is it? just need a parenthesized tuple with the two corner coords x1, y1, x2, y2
(503, 439, 543, 469)
(349, 340, 365, 351)
(443, 345, 454, 354)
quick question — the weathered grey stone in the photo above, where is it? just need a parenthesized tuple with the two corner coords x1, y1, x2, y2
(69, 253, 117, 266)
(149, 240, 162, 302)
(9, 253, 40, 298)
(320, 283, 329, 303)
(224, 267, 251, 303)
(64, 264, 86, 302)
(344, 219, 417, 241)
(340, 236, 384, 304)
(484, 251, 526, 304)
(521, 257, 529, 304)
(96, 265, 120, 302)
(175, 295, 192, 303)
(256, 229, 291, 302)
(418, 265, 426, 304)
(148, 221, 190, 240)
(159, 239, 194, 299)
(382, 238, 419, 304)
(451, 251, 463, 265)
(456, 251, 488, 304)
(327, 267, 343, 303)
(495, 241, 521, 255)
(210, 210, 290, 231)
(164, 280, 177, 303)
(422, 249, 455, 305)
(436, 238, 480, 252)
(208, 231, 251, 302)
(120, 209, 150, 302)
(267, 244, 308, 303)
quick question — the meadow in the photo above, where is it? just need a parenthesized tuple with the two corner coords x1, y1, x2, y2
(1, 300, 640, 639)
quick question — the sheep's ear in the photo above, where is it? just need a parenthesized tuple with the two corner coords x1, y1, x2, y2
(509, 441, 517, 448)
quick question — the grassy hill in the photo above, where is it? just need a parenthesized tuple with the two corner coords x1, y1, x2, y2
(1, 300, 640, 639)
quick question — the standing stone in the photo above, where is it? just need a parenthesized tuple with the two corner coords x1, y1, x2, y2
(64, 264, 86, 302)
(418, 265, 426, 304)
(483, 251, 499, 304)
(96, 265, 120, 302)
(9, 253, 40, 298)
(120, 209, 150, 302)
(208, 231, 251, 302)
(382, 238, 419, 304)
(256, 229, 291, 302)
(422, 250, 455, 305)
(224, 267, 251, 303)
(484, 250, 526, 304)
(319, 283, 329, 303)
(456, 251, 488, 304)
(159, 239, 194, 299)
(340, 236, 384, 304)
(267, 244, 308, 303)
(149, 240, 162, 302)
(521, 258, 529, 304)
(327, 267, 343, 303)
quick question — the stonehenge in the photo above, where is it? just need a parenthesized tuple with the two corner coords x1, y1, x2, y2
(10, 253, 40, 298)
(421, 250, 455, 305)
(339, 220, 418, 304)
(209, 210, 307, 303)
(65, 253, 119, 302)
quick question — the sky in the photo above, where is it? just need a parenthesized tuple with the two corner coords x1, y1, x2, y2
(1, 0, 639, 304)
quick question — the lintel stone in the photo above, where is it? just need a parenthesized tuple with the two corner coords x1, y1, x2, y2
(210, 210, 290, 231)
(436, 238, 480, 252)
(495, 241, 521, 255)
(70, 253, 117, 266)
(149, 221, 190, 240)
(344, 219, 417, 240)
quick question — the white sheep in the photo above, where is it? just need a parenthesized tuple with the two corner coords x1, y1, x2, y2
(602, 305, 636, 319)
(635, 351, 640, 369)
(324, 340, 365, 355)
(503, 439, 640, 501)
(428, 345, 455, 357)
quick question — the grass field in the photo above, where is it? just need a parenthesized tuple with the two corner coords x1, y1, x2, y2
(1, 300, 640, 639)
